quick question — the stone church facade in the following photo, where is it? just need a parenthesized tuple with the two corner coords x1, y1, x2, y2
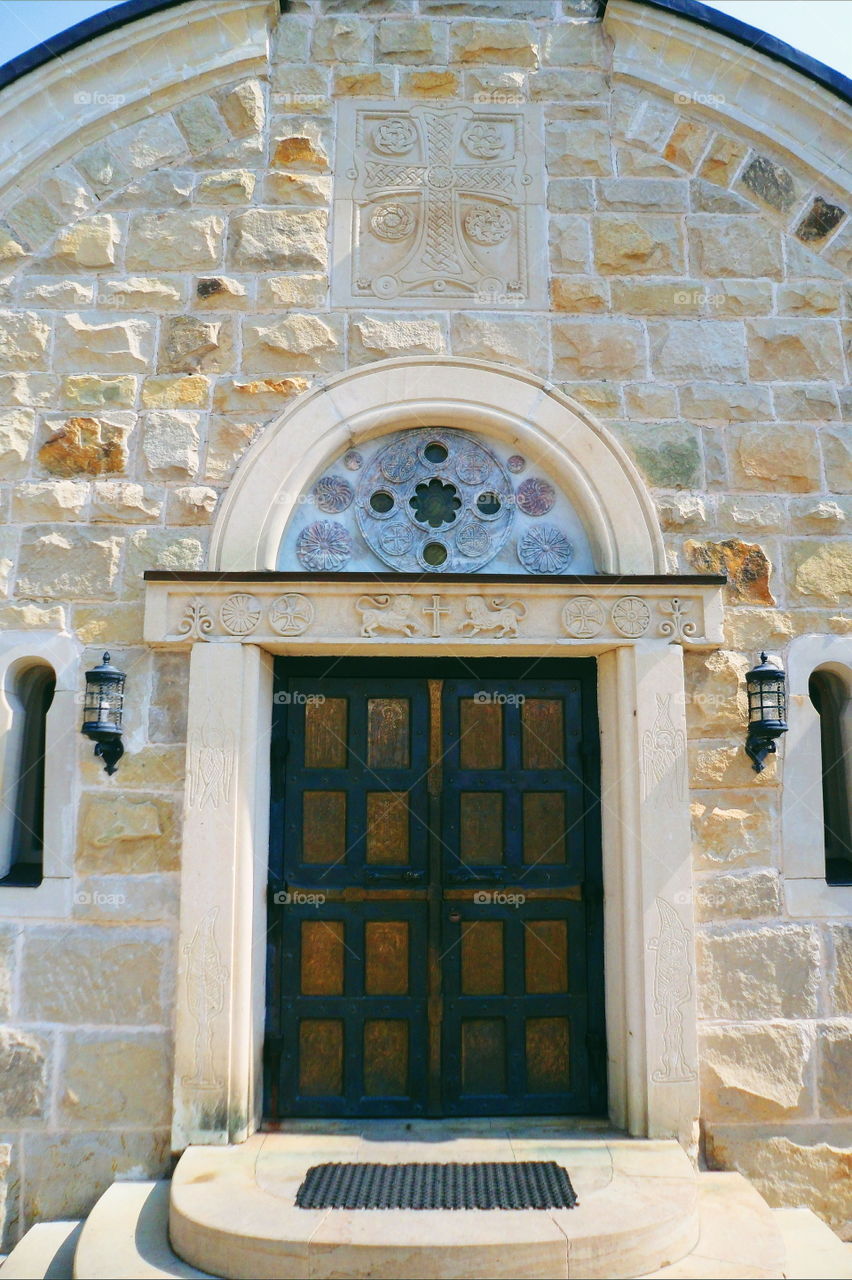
(0, 0, 850, 1257)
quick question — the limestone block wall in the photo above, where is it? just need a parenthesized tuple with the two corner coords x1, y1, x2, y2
(0, 0, 849, 1245)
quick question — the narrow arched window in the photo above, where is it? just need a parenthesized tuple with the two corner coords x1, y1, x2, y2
(809, 668, 852, 886)
(1, 663, 55, 887)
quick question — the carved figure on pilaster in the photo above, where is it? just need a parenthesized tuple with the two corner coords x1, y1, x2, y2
(641, 694, 686, 808)
(648, 898, 697, 1084)
(182, 907, 228, 1091)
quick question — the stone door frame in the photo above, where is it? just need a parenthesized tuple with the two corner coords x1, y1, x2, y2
(147, 358, 724, 1154)
(144, 573, 725, 1154)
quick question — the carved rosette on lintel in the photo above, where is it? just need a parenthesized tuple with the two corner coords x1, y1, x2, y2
(144, 577, 726, 650)
(332, 101, 547, 309)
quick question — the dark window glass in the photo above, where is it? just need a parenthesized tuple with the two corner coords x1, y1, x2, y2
(3, 664, 55, 887)
(809, 670, 852, 885)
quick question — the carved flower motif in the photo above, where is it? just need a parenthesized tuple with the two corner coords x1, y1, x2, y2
(611, 596, 651, 638)
(370, 203, 415, 241)
(518, 525, 574, 574)
(314, 474, 354, 514)
(219, 593, 261, 636)
(464, 206, 512, 245)
(507, 455, 526, 473)
(462, 121, 503, 159)
(344, 451, 363, 471)
(516, 477, 556, 517)
(373, 117, 418, 155)
(296, 521, 352, 572)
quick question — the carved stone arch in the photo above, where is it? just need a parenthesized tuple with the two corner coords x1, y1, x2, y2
(209, 356, 666, 573)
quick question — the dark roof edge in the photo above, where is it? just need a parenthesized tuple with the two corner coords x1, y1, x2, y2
(0, 0, 848, 106)
(607, 0, 852, 107)
(0, 0, 287, 95)
(0, 0, 182, 93)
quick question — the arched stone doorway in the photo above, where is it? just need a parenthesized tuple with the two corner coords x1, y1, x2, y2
(143, 358, 724, 1154)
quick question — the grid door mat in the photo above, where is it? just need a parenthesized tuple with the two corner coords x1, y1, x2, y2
(295, 1161, 578, 1210)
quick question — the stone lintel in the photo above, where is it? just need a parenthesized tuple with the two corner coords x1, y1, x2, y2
(143, 574, 726, 651)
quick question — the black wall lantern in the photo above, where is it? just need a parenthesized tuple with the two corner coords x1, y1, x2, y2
(81, 652, 126, 775)
(745, 651, 788, 772)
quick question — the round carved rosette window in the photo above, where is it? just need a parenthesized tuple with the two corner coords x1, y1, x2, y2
(355, 427, 514, 573)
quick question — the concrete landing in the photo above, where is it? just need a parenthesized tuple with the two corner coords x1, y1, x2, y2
(169, 1123, 700, 1279)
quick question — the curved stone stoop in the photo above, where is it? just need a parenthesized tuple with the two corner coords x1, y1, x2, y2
(168, 1134, 700, 1280)
(3, 1158, 852, 1279)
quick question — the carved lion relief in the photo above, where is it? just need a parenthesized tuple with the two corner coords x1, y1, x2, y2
(332, 102, 546, 308)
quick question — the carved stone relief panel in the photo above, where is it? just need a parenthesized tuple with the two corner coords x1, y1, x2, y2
(145, 580, 725, 650)
(278, 426, 595, 576)
(332, 101, 546, 308)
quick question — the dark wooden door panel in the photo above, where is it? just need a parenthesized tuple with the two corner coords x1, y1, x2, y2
(265, 659, 605, 1120)
(268, 899, 428, 1117)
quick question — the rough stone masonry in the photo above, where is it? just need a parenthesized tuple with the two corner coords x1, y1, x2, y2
(0, 0, 849, 1247)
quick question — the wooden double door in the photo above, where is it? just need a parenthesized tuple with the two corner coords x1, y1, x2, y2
(264, 658, 605, 1119)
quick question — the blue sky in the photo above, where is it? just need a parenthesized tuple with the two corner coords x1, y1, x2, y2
(0, 0, 850, 76)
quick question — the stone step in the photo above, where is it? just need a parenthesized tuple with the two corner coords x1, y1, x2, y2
(72, 1183, 211, 1280)
(13, 1138, 847, 1280)
(0, 1221, 83, 1279)
(772, 1207, 852, 1280)
(168, 1129, 701, 1279)
(640, 1172, 787, 1278)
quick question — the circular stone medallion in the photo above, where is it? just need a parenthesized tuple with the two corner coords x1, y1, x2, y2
(356, 427, 513, 573)
(462, 121, 503, 158)
(455, 449, 491, 486)
(269, 594, 314, 636)
(220, 593, 261, 636)
(380, 441, 419, 484)
(313, 475, 354, 514)
(296, 521, 352, 572)
(464, 206, 512, 245)
(611, 596, 651, 638)
(516, 476, 556, 517)
(373, 117, 417, 155)
(507, 455, 526, 473)
(370, 203, 415, 241)
(562, 597, 606, 638)
(455, 522, 491, 559)
(379, 524, 414, 556)
(518, 525, 574, 575)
